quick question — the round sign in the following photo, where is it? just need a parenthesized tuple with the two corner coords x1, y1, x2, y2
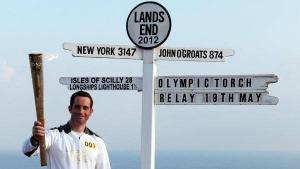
(126, 1, 171, 49)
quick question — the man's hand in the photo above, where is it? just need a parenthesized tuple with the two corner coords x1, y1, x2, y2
(31, 121, 45, 146)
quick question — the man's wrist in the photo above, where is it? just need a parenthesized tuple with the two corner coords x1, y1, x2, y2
(30, 136, 39, 147)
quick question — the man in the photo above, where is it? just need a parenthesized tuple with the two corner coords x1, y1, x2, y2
(22, 91, 111, 169)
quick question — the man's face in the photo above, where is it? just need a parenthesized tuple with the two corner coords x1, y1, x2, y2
(69, 96, 93, 125)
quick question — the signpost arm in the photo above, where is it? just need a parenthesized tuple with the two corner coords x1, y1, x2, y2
(141, 49, 156, 169)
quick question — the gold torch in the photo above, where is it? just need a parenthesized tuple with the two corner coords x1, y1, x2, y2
(29, 53, 47, 166)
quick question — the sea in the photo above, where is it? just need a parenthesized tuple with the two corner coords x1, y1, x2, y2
(1, 151, 299, 169)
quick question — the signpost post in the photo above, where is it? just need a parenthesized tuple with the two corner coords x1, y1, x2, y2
(140, 49, 156, 169)
(61, 2, 279, 169)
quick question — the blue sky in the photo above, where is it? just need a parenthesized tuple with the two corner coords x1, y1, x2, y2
(0, 0, 300, 153)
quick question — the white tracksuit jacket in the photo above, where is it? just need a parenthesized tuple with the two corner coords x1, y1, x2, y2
(22, 122, 111, 169)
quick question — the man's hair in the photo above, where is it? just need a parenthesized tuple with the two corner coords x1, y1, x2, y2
(70, 91, 93, 108)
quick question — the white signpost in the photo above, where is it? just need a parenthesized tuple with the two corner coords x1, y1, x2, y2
(155, 74, 278, 105)
(155, 75, 278, 90)
(61, 2, 278, 169)
(155, 91, 278, 105)
(155, 47, 234, 61)
(63, 42, 234, 62)
(63, 43, 143, 60)
(59, 77, 143, 91)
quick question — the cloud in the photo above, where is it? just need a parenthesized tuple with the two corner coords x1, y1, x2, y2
(0, 61, 15, 82)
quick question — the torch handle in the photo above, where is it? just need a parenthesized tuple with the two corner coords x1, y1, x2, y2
(29, 53, 47, 166)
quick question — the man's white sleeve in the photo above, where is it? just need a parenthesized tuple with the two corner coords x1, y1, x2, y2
(22, 130, 54, 157)
(95, 140, 111, 169)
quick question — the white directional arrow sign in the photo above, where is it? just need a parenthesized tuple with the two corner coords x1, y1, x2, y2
(63, 43, 234, 62)
(154, 74, 278, 105)
(155, 47, 235, 61)
(155, 91, 278, 105)
(155, 74, 278, 90)
(59, 77, 143, 91)
(63, 42, 143, 60)
(59, 74, 278, 94)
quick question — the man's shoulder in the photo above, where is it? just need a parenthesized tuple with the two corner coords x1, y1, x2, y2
(49, 123, 71, 133)
(48, 123, 103, 140)
(85, 127, 102, 139)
